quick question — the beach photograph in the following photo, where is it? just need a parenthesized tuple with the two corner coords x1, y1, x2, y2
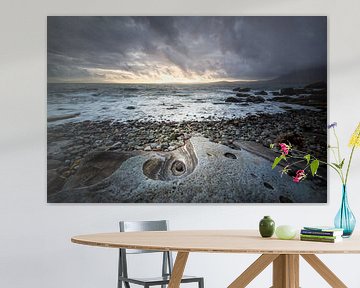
(47, 16, 327, 203)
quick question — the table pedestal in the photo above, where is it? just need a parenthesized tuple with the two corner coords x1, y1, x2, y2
(272, 254, 299, 288)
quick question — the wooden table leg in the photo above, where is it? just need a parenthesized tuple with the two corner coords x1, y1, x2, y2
(272, 254, 299, 288)
(301, 254, 347, 288)
(229, 253, 347, 288)
(228, 254, 279, 288)
(168, 252, 189, 288)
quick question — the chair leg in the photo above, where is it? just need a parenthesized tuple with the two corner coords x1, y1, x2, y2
(198, 278, 204, 288)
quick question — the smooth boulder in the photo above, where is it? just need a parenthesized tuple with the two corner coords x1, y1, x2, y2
(246, 96, 265, 103)
(225, 97, 242, 103)
(254, 90, 268, 96)
(236, 93, 251, 97)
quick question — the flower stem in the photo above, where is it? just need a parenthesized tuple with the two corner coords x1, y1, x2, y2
(345, 145, 356, 185)
(330, 147, 338, 164)
(333, 127, 345, 181)
(333, 127, 342, 163)
(318, 160, 344, 183)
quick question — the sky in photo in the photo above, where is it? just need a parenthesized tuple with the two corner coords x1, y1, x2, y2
(47, 16, 327, 83)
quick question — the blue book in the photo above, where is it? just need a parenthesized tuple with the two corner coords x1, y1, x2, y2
(302, 226, 343, 236)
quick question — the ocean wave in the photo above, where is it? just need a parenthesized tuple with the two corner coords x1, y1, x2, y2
(122, 87, 140, 91)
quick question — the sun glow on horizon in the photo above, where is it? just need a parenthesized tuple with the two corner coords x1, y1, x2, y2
(103, 76, 260, 84)
(49, 78, 260, 85)
(50, 66, 261, 84)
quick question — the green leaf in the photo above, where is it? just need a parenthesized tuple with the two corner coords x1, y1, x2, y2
(270, 143, 275, 149)
(272, 156, 281, 169)
(272, 154, 285, 169)
(332, 159, 345, 169)
(304, 154, 311, 164)
(332, 162, 340, 169)
(310, 159, 320, 176)
(339, 158, 345, 169)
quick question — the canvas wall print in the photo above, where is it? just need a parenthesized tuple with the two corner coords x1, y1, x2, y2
(47, 16, 327, 203)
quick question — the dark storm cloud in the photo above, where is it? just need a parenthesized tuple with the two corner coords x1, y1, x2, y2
(47, 16, 327, 82)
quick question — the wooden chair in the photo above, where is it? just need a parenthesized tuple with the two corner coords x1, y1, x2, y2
(118, 220, 204, 288)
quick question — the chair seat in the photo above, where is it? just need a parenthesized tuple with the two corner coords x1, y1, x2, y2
(119, 274, 203, 286)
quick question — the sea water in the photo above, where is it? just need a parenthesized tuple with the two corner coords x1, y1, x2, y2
(47, 83, 315, 125)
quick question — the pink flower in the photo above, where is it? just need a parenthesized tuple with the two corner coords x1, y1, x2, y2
(293, 170, 306, 183)
(279, 143, 289, 155)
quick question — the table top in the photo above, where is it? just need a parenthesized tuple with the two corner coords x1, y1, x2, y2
(71, 230, 360, 254)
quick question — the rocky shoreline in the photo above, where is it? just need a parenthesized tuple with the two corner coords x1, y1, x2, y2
(48, 136, 326, 203)
(226, 81, 327, 108)
(48, 109, 327, 197)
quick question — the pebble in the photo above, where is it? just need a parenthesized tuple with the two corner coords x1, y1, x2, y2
(150, 143, 158, 149)
(168, 146, 176, 151)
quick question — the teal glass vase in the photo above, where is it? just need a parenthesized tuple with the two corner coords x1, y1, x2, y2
(334, 185, 356, 237)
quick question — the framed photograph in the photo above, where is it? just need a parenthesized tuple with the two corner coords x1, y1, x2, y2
(47, 16, 327, 203)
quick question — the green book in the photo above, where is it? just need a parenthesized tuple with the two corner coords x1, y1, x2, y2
(300, 234, 339, 240)
(300, 236, 342, 243)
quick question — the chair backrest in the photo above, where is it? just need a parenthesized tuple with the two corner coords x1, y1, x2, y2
(119, 220, 169, 254)
(120, 220, 168, 232)
(118, 220, 173, 282)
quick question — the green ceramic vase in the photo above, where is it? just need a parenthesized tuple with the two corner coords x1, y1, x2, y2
(259, 216, 275, 237)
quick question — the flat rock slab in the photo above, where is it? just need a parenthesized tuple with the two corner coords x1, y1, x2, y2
(48, 137, 326, 203)
(48, 113, 81, 122)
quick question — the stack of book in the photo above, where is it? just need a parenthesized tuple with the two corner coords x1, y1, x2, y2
(300, 226, 344, 243)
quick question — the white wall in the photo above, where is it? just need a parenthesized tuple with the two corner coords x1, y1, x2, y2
(1, 0, 360, 287)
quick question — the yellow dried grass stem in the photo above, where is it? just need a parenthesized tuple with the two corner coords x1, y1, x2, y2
(349, 122, 360, 148)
